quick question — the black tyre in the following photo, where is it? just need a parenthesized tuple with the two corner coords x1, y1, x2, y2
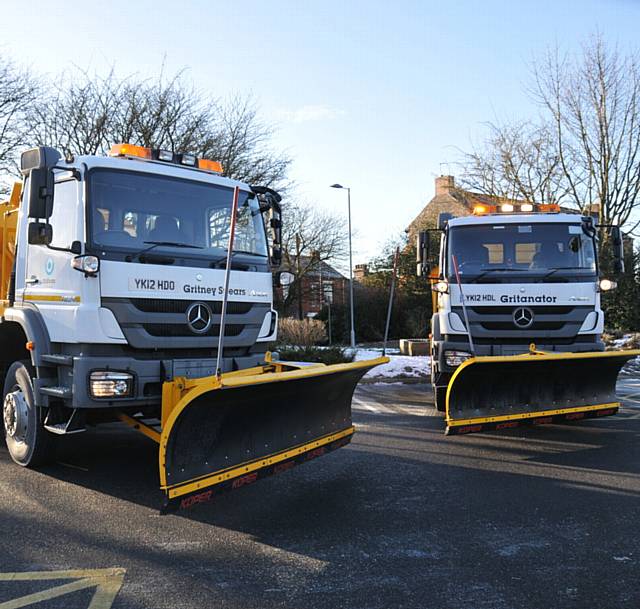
(2, 360, 55, 467)
(433, 385, 447, 413)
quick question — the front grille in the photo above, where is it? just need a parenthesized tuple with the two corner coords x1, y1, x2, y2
(142, 323, 244, 338)
(102, 296, 270, 350)
(479, 321, 565, 331)
(130, 299, 253, 315)
(452, 304, 591, 340)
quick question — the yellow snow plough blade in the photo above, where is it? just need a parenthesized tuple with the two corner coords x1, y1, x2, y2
(156, 357, 387, 511)
(445, 349, 640, 435)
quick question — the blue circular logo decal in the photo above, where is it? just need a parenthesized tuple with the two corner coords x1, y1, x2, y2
(45, 258, 54, 276)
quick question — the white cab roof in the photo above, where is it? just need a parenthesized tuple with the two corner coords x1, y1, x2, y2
(67, 155, 250, 190)
(448, 213, 584, 227)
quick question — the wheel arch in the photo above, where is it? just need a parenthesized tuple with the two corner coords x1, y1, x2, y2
(1, 307, 52, 372)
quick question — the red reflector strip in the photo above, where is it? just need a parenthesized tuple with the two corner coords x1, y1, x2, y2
(179, 490, 213, 510)
(496, 421, 519, 430)
(232, 472, 259, 489)
(597, 409, 616, 417)
(533, 417, 553, 425)
(305, 447, 327, 461)
(565, 412, 585, 420)
(163, 433, 353, 514)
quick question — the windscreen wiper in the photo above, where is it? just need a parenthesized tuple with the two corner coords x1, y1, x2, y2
(466, 267, 514, 283)
(125, 241, 204, 262)
(536, 266, 583, 282)
(209, 250, 267, 267)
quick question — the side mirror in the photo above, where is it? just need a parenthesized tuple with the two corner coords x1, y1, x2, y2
(416, 231, 429, 277)
(21, 146, 61, 175)
(269, 213, 282, 266)
(27, 167, 55, 219)
(610, 226, 625, 275)
(251, 185, 283, 268)
(278, 271, 295, 286)
(28, 221, 53, 245)
(437, 212, 453, 230)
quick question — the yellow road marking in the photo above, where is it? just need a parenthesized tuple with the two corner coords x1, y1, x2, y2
(0, 568, 125, 609)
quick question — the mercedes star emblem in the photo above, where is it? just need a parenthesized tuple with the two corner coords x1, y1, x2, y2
(512, 307, 534, 329)
(186, 302, 213, 334)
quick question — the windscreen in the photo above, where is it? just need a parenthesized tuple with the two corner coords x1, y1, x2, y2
(448, 222, 596, 283)
(89, 169, 268, 258)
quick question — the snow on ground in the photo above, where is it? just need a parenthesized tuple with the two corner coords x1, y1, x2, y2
(609, 334, 640, 376)
(353, 348, 431, 381)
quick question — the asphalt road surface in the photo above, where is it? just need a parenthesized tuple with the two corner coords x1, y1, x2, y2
(1, 380, 639, 609)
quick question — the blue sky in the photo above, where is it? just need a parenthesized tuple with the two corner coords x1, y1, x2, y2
(1, 0, 638, 265)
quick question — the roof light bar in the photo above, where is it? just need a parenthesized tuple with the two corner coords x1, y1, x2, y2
(156, 149, 174, 162)
(472, 201, 560, 215)
(108, 143, 223, 174)
(473, 204, 497, 215)
(538, 204, 560, 213)
(109, 143, 151, 159)
(198, 158, 223, 174)
(180, 153, 197, 167)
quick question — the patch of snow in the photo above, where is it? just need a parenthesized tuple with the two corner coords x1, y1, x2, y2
(612, 334, 634, 348)
(353, 348, 430, 379)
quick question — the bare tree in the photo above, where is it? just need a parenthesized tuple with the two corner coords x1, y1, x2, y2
(458, 120, 571, 205)
(0, 56, 38, 192)
(531, 35, 640, 229)
(278, 201, 349, 318)
(200, 95, 291, 187)
(458, 36, 640, 233)
(24, 67, 291, 189)
(27, 69, 122, 156)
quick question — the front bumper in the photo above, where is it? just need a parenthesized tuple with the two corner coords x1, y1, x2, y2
(66, 354, 267, 409)
(431, 335, 604, 389)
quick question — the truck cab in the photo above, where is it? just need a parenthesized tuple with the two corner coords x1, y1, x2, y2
(418, 205, 623, 410)
(1, 144, 282, 464)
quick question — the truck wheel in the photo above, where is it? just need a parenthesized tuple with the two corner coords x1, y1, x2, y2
(2, 360, 55, 467)
(433, 385, 447, 413)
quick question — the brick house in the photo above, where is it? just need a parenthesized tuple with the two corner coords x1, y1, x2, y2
(276, 257, 349, 318)
(406, 175, 538, 240)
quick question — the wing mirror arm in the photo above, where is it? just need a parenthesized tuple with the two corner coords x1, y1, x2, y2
(251, 186, 283, 267)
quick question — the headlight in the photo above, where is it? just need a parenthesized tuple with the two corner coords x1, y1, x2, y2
(444, 350, 472, 367)
(431, 281, 449, 293)
(90, 371, 134, 398)
(599, 278, 617, 291)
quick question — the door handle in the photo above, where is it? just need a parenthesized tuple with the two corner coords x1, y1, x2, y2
(25, 276, 39, 285)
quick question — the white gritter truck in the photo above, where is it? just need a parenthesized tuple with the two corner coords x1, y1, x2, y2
(0, 144, 385, 510)
(417, 202, 639, 434)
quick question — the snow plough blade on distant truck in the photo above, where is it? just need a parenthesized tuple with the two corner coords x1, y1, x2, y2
(445, 348, 640, 435)
(120, 356, 387, 512)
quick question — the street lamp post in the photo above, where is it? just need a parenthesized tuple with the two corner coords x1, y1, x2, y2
(330, 184, 356, 349)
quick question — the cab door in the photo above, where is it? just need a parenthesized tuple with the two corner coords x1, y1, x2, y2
(22, 176, 84, 340)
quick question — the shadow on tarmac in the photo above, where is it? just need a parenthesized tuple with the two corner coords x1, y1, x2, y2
(1, 398, 640, 608)
(5, 398, 638, 518)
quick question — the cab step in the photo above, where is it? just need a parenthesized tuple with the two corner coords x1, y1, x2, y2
(41, 354, 74, 366)
(44, 408, 85, 435)
(40, 386, 72, 399)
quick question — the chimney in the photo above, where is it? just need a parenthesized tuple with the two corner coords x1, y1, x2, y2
(354, 264, 369, 281)
(435, 175, 455, 196)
